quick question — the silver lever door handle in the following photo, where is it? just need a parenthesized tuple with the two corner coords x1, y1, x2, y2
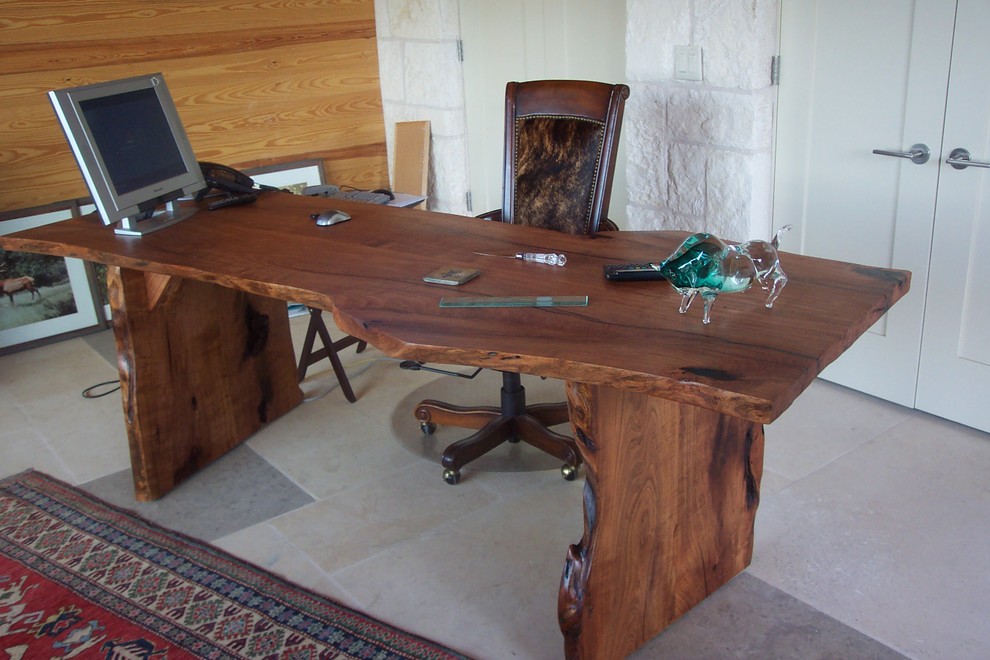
(872, 143, 930, 164)
(946, 148, 990, 170)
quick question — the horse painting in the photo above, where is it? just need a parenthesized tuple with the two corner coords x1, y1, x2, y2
(2, 275, 39, 305)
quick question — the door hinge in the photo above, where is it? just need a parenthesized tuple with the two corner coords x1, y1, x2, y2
(457, 40, 464, 62)
(465, 190, 473, 213)
(771, 55, 780, 85)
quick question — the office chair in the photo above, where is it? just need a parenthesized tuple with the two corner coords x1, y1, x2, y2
(415, 79, 630, 484)
(296, 308, 367, 403)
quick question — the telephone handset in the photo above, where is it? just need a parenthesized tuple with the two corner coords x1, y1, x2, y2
(197, 161, 256, 196)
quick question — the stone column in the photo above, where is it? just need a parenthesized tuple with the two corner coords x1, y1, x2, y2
(625, 0, 779, 241)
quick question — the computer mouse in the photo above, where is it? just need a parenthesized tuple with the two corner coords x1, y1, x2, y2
(312, 209, 351, 226)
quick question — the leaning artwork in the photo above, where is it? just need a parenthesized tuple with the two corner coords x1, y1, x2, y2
(1, 206, 103, 353)
(0, 252, 76, 332)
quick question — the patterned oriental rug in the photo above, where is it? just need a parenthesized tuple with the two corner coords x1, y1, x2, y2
(0, 470, 467, 659)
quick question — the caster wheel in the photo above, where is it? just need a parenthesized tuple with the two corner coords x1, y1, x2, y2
(420, 421, 436, 435)
(443, 469, 461, 485)
(561, 464, 578, 481)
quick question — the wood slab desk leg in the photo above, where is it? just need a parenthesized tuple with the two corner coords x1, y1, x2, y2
(107, 267, 303, 501)
(560, 382, 764, 659)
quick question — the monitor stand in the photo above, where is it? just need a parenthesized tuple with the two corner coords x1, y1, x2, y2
(115, 200, 198, 237)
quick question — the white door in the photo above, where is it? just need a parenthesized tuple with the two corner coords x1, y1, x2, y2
(775, 0, 990, 433)
(774, 0, 955, 407)
(915, 0, 990, 432)
(459, 0, 627, 221)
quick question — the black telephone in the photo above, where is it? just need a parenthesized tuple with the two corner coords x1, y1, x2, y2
(197, 161, 257, 196)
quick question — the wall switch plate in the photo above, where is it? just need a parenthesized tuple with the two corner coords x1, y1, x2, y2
(674, 45, 703, 81)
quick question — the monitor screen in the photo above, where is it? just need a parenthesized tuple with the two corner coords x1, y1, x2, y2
(49, 73, 207, 236)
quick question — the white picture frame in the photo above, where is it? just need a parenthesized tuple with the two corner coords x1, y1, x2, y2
(247, 159, 325, 193)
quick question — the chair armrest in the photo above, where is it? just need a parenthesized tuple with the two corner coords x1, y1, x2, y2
(476, 209, 503, 221)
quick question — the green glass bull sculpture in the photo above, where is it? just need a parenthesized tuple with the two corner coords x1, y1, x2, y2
(655, 225, 791, 325)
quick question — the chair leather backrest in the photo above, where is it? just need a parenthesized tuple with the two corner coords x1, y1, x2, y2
(501, 80, 629, 236)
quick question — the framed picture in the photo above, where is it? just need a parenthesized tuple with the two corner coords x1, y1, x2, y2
(246, 159, 325, 193)
(0, 205, 103, 354)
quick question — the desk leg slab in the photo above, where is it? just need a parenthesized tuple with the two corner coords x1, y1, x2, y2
(108, 267, 303, 501)
(560, 382, 764, 659)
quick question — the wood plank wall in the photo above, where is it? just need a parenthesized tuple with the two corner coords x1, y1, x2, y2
(0, 0, 388, 214)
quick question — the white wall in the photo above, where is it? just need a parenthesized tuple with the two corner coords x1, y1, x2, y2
(375, 0, 779, 241)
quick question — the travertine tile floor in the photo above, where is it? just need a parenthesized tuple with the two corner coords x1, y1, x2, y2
(2, 317, 989, 659)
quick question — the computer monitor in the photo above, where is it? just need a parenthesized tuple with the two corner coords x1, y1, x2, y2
(49, 73, 207, 236)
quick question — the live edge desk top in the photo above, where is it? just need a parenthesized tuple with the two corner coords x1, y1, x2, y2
(3, 191, 909, 423)
(1, 191, 910, 659)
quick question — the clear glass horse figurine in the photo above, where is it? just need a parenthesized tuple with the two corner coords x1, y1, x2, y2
(655, 225, 791, 324)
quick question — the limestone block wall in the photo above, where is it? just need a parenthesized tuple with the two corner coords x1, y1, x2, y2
(374, 0, 470, 214)
(626, 0, 778, 241)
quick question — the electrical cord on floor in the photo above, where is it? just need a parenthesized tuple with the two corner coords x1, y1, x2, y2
(82, 379, 120, 398)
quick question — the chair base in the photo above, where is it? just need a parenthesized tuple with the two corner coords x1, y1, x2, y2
(414, 372, 580, 484)
(297, 308, 367, 402)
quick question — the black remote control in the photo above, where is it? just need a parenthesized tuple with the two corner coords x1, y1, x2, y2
(208, 192, 258, 210)
(603, 263, 666, 281)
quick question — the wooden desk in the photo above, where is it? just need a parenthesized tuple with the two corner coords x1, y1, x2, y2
(1, 192, 910, 658)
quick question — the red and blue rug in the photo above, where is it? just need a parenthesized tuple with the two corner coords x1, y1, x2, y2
(0, 470, 466, 659)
